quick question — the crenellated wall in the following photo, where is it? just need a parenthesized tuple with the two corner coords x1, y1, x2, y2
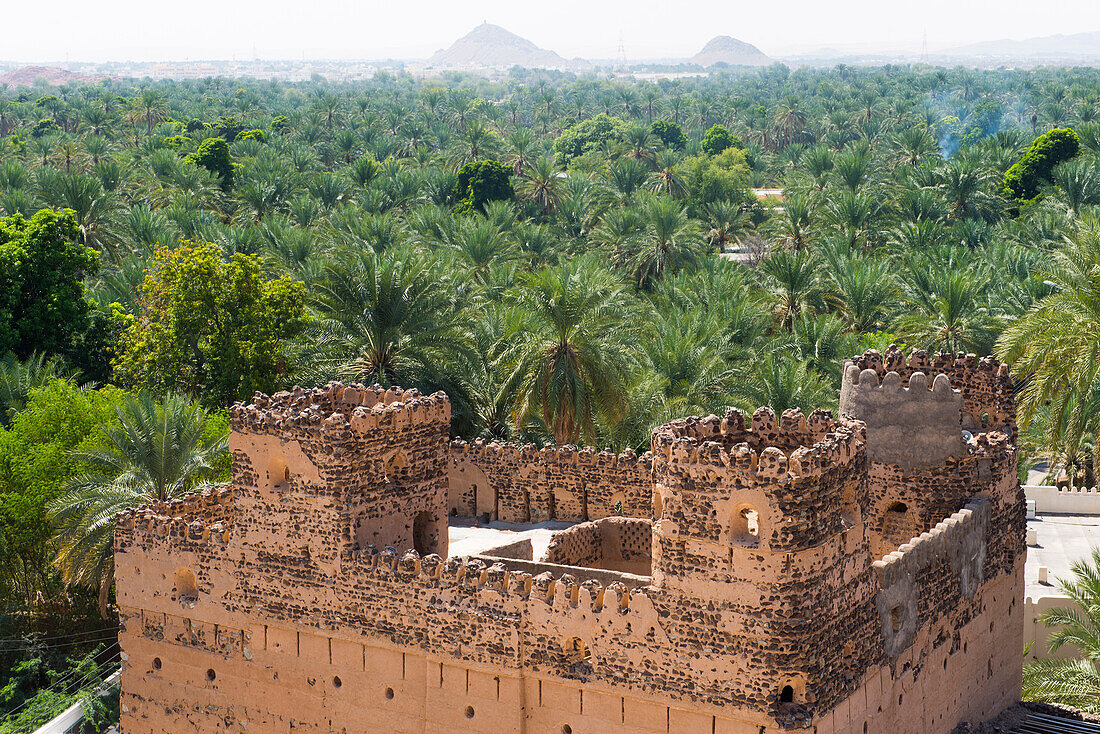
(448, 440, 653, 522)
(844, 346, 1015, 437)
(115, 365, 1025, 734)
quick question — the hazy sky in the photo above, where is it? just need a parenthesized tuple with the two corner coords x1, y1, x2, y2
(6, 0, 1100, 62)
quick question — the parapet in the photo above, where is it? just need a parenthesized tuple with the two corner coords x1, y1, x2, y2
(839, 364, 964, 469)
(651, 407, 865, 483)
(872, 498, 991, 657)
(342, 545, 641, 616)
(229, 382, 451, 440)
(846, 346, 1015, 436)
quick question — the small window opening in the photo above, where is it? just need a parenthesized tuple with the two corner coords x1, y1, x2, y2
(413, 511, 437, 556)
(206, 668, 216, 682)
(152, 657, 162, 671)
(385, 687, 394, 700)
(733, 506, 760, 547)
(563, 726, 573, 734)
(270, 455, 290, 493)
(333, 676, 342, 689)
(890, 605, 902, 634)
(465, 706, 475, 719)
(564, 637, 590, 663)
(780, 685, 794, 703)
(613, 500, 623, 515)
(175, 568, 198, 604)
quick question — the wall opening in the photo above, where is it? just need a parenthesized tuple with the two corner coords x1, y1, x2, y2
(733, 506, 761, 548)
(564, 637, 590, 664)
(778, 677, 806, 706)
(840, 480, 858, 528)
(890, 605, 902, 634)
(880, 500, 917, 551)
(653, 490, 663, 520)
(413, 511, 439, 556)
(269, 455, 290, 493)
(174, 568, 198, 604)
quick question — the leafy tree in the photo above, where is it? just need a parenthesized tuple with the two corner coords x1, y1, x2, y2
(680, 148, 752, 211)
(649, 120, 686, 151)
(30, 119, 58, 139)
(0, 380, 118, 613)
(1003, 128, 1080, 201)
(453, 159, 514, 215)
(553, 113, 629, 166)
(49, 392, 228, 613)
(236, 128, 266, 143)
(186, 137, 234, 189)
(0, 209, 99, 360)
(115, 242, 306, 407)
(701, 124, 740, 156)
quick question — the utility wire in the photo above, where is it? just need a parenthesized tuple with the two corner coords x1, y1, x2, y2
(0, 642, 120, 723)
(0, 633, 121, 653)
(0, 626, 120, 645)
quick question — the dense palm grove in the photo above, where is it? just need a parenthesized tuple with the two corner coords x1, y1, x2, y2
(4, 63, 1100, 726)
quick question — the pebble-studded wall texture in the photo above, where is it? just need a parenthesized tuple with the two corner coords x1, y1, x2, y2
(114, 350, 1024, 734)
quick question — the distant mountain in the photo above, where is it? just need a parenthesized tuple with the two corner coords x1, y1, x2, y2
(428, 23, 576, 69)
(948, 31, 1100, 58)
(0, 65, 103, 87)
(690, 36, 772, 67)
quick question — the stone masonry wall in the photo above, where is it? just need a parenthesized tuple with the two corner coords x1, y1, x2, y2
(543, 516, 652, 574)
(448, 441, 652, 522)
(845, 346, 1015, 437)
(115, 369, 1024, 734)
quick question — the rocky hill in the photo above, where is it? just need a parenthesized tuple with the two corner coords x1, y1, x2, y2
(0, 66, 104, 87)
(947, 30, 1100, 59)
(428, 23, 575, 69)
(690, 36, 772, 67)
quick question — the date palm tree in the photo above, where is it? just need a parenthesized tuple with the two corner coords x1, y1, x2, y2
(133, 89, 169, 137)
(518, 157, 563, 215)
(49, 392, 228, 615)
(998, 214, 1100, 479)
(312, 247, 473, 386)
(1023, 548, 1100, 711)
(505, 256, 637, 445)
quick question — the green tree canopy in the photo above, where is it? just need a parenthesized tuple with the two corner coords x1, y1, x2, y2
(553, 113, 629, 166)
(701, 124, 741, 156)
(115, 242, 306, 407)
(186, 137, 234, 189)
(0, 209, 99, 361)
(1003, 127, 1080, 201)
(649, 120, 686, 151)
(453, 159, 514, 215)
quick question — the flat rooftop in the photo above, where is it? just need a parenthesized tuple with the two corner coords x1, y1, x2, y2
(1026, 513, 1100, 598)
(447, 518, 575, 561)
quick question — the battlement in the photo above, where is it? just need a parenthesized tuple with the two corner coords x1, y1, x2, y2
(229, 382, 450, 438)
(116, 501, 235, 553)
(652, 407, 865, 483)
(839, 365, 964, 469)
(448, 438, 653, 522)
(342, 545, 640, 615)
(872, 498, 993, 658)
(450, 439, 651, 470)
(845, 346, 1014, 436)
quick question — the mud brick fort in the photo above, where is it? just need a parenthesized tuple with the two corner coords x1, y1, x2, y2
(113, 346, 1024, 734)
